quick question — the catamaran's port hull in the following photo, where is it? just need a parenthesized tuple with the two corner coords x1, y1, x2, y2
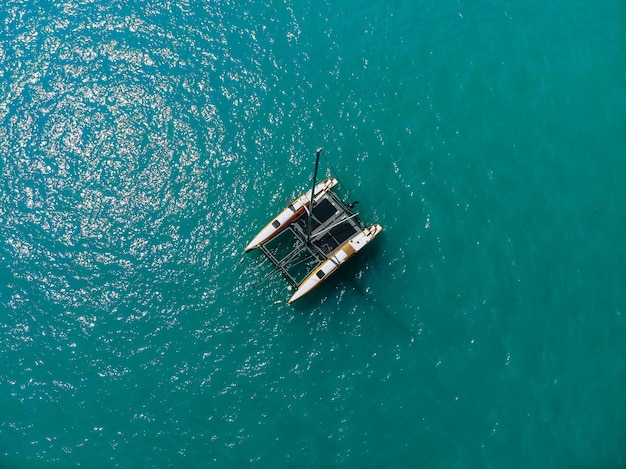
(244, 178, 338, 252)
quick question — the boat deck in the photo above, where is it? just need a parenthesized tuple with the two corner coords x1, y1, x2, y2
(258, 190, 364, 289)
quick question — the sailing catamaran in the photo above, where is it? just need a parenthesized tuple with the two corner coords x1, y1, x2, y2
(245, 149, 382, 304)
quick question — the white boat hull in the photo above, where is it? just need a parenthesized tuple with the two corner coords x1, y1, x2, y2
(288, 224, 382, 304)
(244, 178, 338, 252)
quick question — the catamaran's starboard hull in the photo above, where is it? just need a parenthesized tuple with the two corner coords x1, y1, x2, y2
(244, 178, 338, 252)
(288, 224, 382, 304)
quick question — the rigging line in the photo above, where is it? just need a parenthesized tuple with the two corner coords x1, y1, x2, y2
(321, 150, 354, 202)
(352, 281, 415, 342)
(306, 148, 323, 244)
(284, 252, 317, 271)
(310, 212, 360, 240)
(253, 264, 283, 287)
(301, 203, 323, 227)
(254, 251, 317, 288)
(240, 251, 270, 270)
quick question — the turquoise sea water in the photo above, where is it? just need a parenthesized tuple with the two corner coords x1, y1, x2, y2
(2, 0, 625, 466)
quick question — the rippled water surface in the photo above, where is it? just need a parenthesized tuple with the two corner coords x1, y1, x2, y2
(2, 0, 626, 466)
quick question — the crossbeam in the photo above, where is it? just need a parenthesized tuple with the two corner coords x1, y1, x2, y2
(256, 190, 365, 289)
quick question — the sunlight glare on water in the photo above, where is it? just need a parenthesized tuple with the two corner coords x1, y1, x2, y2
(2, 0, 626, 466)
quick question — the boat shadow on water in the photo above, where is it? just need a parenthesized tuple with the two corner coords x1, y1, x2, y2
(286, 242, 414, 341)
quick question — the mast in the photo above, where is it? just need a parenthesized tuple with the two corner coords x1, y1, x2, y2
(306, 147, 323, 243)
